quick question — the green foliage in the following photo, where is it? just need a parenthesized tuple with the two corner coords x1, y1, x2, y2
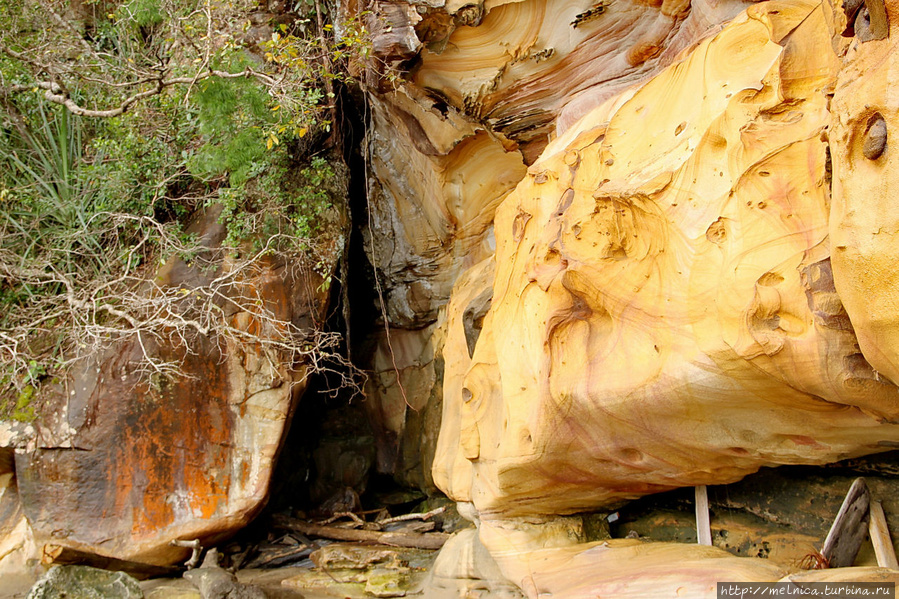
(0, 94, 196, 284)
(0, 0, 361, 407)
(215, 154, 340, 253)
(295, 157, 338, 236)
(189, 74, 272, 186)
(11, 389, 36, 422)
(120, 0, 166, 29)
(86, 98, 196, 218)
(0, 104, 99, 281)
(0, 360, 42, 422)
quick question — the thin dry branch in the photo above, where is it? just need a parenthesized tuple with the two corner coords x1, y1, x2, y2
(0, 214, 362, 397)
(273, 515, 450, 550)
(1, 67, 278, 118)
(376, 506, 445, 526)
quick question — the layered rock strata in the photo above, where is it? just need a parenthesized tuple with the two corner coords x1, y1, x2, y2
(436, 0, 899, 518)
(356, 0, 899, 594)
(358, 0, 754, 489)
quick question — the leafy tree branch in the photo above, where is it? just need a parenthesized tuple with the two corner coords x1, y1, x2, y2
(0, 0, 371, 417)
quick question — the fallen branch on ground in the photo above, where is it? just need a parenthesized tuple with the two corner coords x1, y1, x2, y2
(273, 515, 450, 550)
(376, 506, 445, 526)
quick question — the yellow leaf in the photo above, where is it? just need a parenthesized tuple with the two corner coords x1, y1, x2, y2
(298, 127, 307, 138)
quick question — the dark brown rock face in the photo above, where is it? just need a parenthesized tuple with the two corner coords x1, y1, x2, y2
(17, 338, 243, 563)
(2, 208, 341, 565)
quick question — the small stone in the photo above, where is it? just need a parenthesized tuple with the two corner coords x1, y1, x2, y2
(27, 565, 144, 599)
(183, 549, 267, 599)
(862, 113, 887, 160)
(364, 567, 411, 597)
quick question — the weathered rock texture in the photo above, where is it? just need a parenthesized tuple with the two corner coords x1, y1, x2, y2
(355, 0, 899, 594)
(0, 447, 37, 595)
(435, 0, 899, 519)
(830, 0, 899, 385)
(0, 209, 342, 567)
(358, 0, 846, 491)
(26, 565, 144, 599)
(361, 84, 525, 488)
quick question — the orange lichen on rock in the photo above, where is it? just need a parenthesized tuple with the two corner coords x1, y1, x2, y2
(9, 233, 330, 564)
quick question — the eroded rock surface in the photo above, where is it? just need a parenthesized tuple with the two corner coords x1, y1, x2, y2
(435, 0, 899, 522)
(830, 0, 899, 385)
(356, 0, 764, 489)
(26, 565, 143, 599)
(361, 85, 525, 488)
(2, 207, 343, 565)
(0, 448, 37, 594)
(386, 0, 899, 594)
(183, 550, 266, 599)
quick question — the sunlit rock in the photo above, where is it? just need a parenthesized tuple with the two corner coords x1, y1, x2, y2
(364, 88, 525, 328)
(357, 0, 778, 492)
(478, 523, 787, 599)
(424, 528, 525, 598)
(412, 0, 751, 162)
(361, 0, 899, 594)
(830, 5, 899, 385)
(0, 449, 38, 594)
(436, 0, 899, 520)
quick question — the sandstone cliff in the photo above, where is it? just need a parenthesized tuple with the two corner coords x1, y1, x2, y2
(5, 0, 899, 594)
(356, 0, 899, 593)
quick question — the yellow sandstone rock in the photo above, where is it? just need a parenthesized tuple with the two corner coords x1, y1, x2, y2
(830, 0, 899, 386)
(436, 0, 899, 520)
(363, 0, 899, 593)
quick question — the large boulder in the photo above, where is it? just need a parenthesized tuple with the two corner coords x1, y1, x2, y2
(436, 0, 899, 519)
(3, 206, 343, 565)
(26, 565, 143, 599)
(424, 0, 899, 593)
(354, 0, 778, 492)
(830, 0, 899, 385)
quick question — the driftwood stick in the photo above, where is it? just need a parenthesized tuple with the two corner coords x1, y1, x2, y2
(318, 511, 367, 527)
(869, 501, 899, 569)
(695, 485, 712, 546)
(822, 477, 870, 568)
(41, 544, 179, 580)
(273, 515, 450, 550)
(377, 506, 446, 526)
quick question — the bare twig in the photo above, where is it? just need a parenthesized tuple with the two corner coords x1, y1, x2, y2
(170, 538, 203, 569)
(318, 511, 367, 527)
(273, 515, 450, 550)
(376, 506, 445, 526)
